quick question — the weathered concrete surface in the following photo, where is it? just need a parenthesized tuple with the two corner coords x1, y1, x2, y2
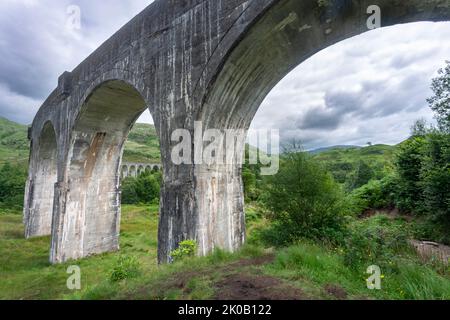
(24, 0, 450, 263)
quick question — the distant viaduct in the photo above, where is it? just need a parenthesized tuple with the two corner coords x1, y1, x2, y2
(121, 162, 162, 178)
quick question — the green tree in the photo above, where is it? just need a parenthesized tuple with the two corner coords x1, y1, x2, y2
(427, 61, 450, 133)
(410, 118, 430, 137)
(121, 177, 139, 204)
(242, 168, 257, 201)
(262, 151, 348, 245)
(420, 133, 450, 230)
(0, 163, 27, 209)
(135, 172, 160, 204)
(394, 137, 426, 212)
(121, 171, 161, 205)
(347, 160, 374, 190)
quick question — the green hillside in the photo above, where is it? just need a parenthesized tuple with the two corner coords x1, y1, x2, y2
(0, 117, 29, 166)
(312, 144, 396, 186)
(0, 118, 161, 166)
(123, 123, 160, 163)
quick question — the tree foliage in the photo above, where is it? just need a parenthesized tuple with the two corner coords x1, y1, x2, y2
(427, 61, 450, 133)
(0, 163, 27, 210)
(394, 132, 450, 243)
(121, 170, 161, 205)
(261, 151, 348, 245)
(346, 160, 374, 191)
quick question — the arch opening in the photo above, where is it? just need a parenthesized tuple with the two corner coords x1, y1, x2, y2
(129, 165, 137, 178)
(121, 165, 128, 179)
(54, 80, 149, 262)
(25, 121, 58, 238)
(194, 0, 450, 257)
(202, 0, 450, 131)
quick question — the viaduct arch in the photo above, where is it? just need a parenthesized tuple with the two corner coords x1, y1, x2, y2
(24, 0, 450, 263)
(121, 163, 162, 178)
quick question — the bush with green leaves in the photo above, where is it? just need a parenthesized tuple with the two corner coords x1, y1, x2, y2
(109, 256, 141, 282)
(395, 136, 426, 213)
(121, 171, 161, 205)
(0, 163, 27, 210)
(346, 160, 374, 191)
(121, 177, 140, 204)
(242, 168, 260, 201)
(261, 151, 349, 246)
(348, 175, 398, 214)
(170, 240, 197, 262)
(393, 131, 450, 243)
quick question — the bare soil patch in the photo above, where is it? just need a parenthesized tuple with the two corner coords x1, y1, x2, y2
(214, 273, 306, 300)
(324, 284, 348, 300)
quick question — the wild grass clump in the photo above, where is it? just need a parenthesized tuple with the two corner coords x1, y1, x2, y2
(343, 215, 411, 271)
(109, 255, 142, 282)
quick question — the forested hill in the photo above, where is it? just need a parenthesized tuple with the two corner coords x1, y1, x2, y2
(0, 117, 398, 174)
(0, 117, 29, 166)
(311, 144, 396, 187)
(0, 117, 161, 166)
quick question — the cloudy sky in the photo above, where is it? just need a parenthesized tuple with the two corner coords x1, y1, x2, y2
(0, 1, 449, 150)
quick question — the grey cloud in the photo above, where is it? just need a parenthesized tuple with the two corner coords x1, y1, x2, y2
(0, 0, 152, 124)
(296, 107, 343, 131)
(251, 22, 450, 149)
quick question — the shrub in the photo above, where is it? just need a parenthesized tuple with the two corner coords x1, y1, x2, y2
(135, 172, 160, 204)
(419, 133, 450, 229)
(261, 152, 349, 246)
(242, 168, 260, 201)
(393, 132, 449, 243)
(395, 137, 426, 213)
(343, 215, 410, 270)
(346, 160, 374, 191)
(348, 175, 397, 214)
(121, 171, 161, 205)
(170, 240, 197, 262)
(0, 163, 27, 210)
(121, 177, 139, 204)
(109, 256, 141, 282)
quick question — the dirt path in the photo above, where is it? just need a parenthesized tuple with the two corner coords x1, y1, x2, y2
(214, 273, 306, 300)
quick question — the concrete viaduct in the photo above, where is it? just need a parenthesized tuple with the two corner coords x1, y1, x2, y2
(121, 162, 162, 178)
(24, 0, 450, 264)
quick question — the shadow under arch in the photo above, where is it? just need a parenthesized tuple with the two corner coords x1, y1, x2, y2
(24, 121, 58, 238)
(51, 80, 148, 263)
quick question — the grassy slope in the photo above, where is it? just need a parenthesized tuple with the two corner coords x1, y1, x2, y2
(1, 205, 448, 300)
(312, 144, 396, 183)
(123, 123, 160, 163)
(0, 205, 159, 300)
(0, 117, 29, 166)
(0, 118, 161, 166)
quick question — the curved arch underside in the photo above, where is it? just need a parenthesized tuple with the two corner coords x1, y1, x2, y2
(24, 122, 58, 238)
(51, 80, 146, 262)
(202, 0, 450, 130)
